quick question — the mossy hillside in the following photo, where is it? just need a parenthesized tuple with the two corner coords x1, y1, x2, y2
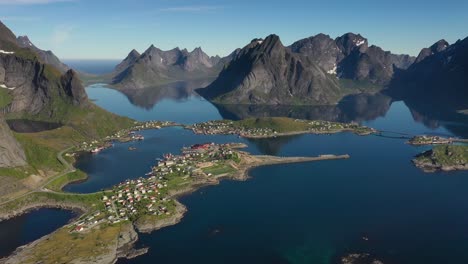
(46, 170, 88, 192)
(14, 222, 132, 264)
(0, 191, 105, 216)
(423, 145, 468, 166)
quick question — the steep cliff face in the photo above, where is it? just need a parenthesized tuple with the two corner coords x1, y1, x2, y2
(0, 115, 26, 168)
(200, 35, 343, 105)
(0, 54, 87, 116)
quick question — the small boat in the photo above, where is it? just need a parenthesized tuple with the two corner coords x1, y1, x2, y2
(128, 147, 137, 151)
(90, 147, 105, 154)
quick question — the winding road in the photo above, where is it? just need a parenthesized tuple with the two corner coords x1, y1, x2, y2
(0, 146, 76, 206)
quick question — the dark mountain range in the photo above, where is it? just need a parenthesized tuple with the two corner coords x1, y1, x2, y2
(387, 37, 468, 110)
(16, 35, 70, 73)
(199, 33, 416, 105)
(199, 35, 344, 105)
(112, 45, 225, 89)
(289, 33, 415, 85)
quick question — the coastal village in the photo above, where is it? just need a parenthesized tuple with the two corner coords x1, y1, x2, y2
(76, 120, 178, 154)
(187, 118, 376, 138)
(71, 142, 243, 233)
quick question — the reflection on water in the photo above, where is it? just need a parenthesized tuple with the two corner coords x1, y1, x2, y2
(214, 93, 393, 124)
(86, 82, 221, 124)
(6, 120, 63, 133)
(87, 80, 468, 138)
(118, 79, 215, 110)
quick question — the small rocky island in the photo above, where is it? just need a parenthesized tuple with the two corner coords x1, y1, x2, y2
(186, 117, 376, 138)
(0, 142, 349, 264)
(413, 145, 468, 172)
(340, 253, 384, 264)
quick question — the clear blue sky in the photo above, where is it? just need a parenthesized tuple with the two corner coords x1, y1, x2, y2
(0, 0, 466, 59)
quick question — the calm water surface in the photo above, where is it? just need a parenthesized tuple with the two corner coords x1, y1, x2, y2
(86, 84, 468, 264)
(0, 209, 75, 257)
(3, 78, 468, 264)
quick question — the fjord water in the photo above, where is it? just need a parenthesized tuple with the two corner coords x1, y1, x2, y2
(0, 209, 75, 257)
(81, 85, 468, 264)
(4, 78, 468, 263)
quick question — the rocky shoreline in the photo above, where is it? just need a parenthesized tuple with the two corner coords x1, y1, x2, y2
(0, 200, 87, 221)
(412, 159, 468, 173)
(412, 145, 468, 173)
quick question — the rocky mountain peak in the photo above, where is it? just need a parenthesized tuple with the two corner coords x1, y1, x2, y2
(336, 32, 368, 55)
(415, 39, 450, 63)
(289, 33, 340, 72)
(128, 49, 140, 58)
(16, 36, 35, 49)
(430, 39, 449, 53)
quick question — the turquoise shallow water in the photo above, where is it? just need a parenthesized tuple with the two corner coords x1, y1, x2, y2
(2, 81, 468, 263)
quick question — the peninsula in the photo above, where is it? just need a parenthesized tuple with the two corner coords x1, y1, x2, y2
(186, 117, 376, 138)
(0, 141, 349, 263)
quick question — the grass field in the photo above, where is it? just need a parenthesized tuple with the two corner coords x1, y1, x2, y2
(46, 170, 88, 192)
(202, 164, 236, 176)
(0, 89, 12, 108)
(18, 222, 131, 264)
(423, 145, 468, 166)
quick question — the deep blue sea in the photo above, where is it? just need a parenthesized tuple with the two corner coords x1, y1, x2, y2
(2, 70, 468, 263)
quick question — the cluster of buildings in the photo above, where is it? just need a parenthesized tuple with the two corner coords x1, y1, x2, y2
(77, 121, 177, 154)
(71, 142, 241, 233)
(294, 119, 370, 133)
(189, 121, 277, 137)
(408, 135, 452, 145)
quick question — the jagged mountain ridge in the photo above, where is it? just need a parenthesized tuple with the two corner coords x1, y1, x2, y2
(112, 45, 226, 89)
(387, 36, 468, 110)
(16, 36, 70, 73)
(289, 33, 415, 85)
(199, 35, 344, 105)
(199, 32, 417, 105)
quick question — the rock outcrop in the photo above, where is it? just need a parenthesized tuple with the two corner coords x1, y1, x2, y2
(0, 115, 26, 168)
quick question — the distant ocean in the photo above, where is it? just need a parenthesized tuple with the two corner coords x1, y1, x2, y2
(63, 59, 121, 75)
